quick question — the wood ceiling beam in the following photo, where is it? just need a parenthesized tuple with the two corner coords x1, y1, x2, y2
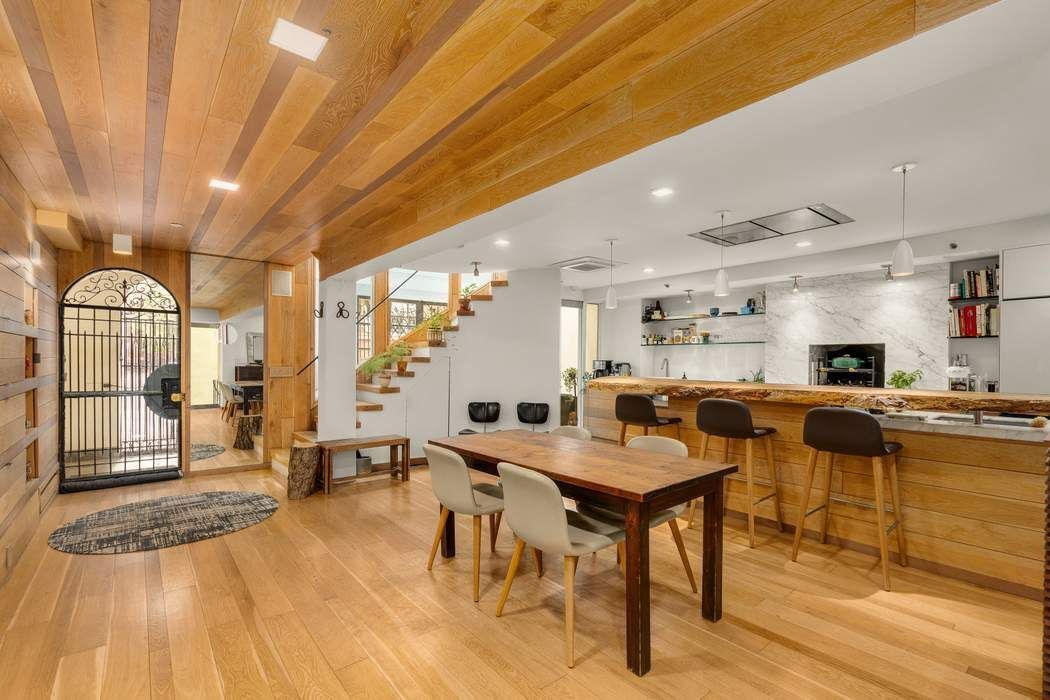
(140, 0, 180, 247)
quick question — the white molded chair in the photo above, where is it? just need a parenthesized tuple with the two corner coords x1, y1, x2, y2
(495, 462, 625, 667)
(423, 445, 504, 602)
(549, 425, 591, 440)
(577, 435, 697, 593)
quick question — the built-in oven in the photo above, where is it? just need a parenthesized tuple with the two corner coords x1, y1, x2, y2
(809, 343, 885, 387)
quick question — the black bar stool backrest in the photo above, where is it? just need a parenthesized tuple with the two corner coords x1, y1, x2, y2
(615, 393, 658, 424)
(803, 407, 887, 457)
(696, 398, 756, 439)
(467, 402, 501, 424)
(516, 402, 550, 425)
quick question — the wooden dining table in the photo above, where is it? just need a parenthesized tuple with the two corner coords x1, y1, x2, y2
(428, 430, 738, 676)
(229, 380, 263, 415)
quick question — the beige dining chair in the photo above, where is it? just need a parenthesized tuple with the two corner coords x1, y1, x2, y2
(549, 425, 591, 440)
(576, 435, 697, 594)
(495, 462, 625, 667)
(423, 445, 505, 602)
(218, 382, 239, 423)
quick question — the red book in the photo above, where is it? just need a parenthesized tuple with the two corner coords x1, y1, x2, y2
(964, 305, 977, 336)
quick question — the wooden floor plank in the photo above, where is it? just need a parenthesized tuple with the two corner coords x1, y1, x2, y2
(0, 467, 1040, 699)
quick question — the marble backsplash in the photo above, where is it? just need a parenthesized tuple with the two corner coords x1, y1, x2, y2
(764, 264, 949, 390)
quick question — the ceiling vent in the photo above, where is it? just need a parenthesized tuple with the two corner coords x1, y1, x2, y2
(551, 256, 624, 272)
(688, 204, 853, 246)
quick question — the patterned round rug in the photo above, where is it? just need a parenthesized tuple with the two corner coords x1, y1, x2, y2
(190, 442, 225, 461)
(48, 491, 278, 554)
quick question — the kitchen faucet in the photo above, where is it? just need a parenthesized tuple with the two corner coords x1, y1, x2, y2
(661, 358, 669, 377)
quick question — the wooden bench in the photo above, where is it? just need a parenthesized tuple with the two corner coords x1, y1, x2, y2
(315, 434, 411, 494)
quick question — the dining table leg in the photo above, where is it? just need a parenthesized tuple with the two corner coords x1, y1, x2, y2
(440, 506, 456, 558)
(623, 500, 651, 676)
(701, 480, 724, 621)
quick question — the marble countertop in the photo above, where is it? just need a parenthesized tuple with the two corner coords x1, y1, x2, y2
(876, 411, 1049, 443)
(587, 377, 1050, 413)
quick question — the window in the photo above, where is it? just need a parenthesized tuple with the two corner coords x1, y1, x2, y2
(387, 269, 449, 342)
(356, 276, 373, 365)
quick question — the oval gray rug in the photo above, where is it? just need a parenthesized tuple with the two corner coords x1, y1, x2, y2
(48, 491, 278, 554)
(190, 442, 226, 462)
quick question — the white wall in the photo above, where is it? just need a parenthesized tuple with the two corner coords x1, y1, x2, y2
(764, 264, 949, 389)
(220, 305, 263, 383)
(318, 276, 359, 441)
(190, 307, 219, 324)
(597, 299, 643, 374)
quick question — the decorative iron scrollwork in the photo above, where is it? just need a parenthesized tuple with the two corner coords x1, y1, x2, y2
(63, 269, 177, 311)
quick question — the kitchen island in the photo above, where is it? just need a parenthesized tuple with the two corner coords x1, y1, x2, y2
(585, 377, 1049, 596)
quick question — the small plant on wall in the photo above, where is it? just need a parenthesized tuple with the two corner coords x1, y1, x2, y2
(887, 368, 923, 389)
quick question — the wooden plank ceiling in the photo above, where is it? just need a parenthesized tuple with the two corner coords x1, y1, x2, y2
(190, 254, 264, 320)
(0, 0, 996, 282)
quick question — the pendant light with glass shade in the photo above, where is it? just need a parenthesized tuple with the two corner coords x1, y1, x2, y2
(604, 238, 618, 309)
(713, 210, 730, 297)
(890, 162, 917, 277)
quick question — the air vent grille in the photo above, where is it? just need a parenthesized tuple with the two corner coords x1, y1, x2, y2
(688, 204, 853, 246)
(551, 256, 624, 272)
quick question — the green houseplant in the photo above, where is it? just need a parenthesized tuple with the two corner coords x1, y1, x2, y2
(359, 352, 391, 387)
(560, 367, 579, 426)
(887, 368, 923, 390)
(426, 310, 448, 344)
(459, 283, 478, 314)
(389, 340, 412, 373)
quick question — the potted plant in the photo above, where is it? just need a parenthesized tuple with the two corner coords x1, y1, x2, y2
(887, 368, 923, 390)
(389, 341, 412, 373)
(426, 311, 447, 344)
(358, 352, 390, 387)
(560, 367, 578, 425)
(459, 283, 478, 314)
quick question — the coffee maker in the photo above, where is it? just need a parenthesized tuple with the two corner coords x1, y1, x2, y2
(592, 359, 613, 378)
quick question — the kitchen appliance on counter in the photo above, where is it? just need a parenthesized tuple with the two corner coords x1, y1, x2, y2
(592, 359, 613, 378)
(809, 343, 885, 387)
(615, 362, 632, 377)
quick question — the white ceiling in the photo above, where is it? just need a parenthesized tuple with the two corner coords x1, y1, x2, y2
(354, 0, 1050, 293)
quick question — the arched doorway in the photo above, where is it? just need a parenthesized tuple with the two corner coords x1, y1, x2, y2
(60, 268, 182, 492)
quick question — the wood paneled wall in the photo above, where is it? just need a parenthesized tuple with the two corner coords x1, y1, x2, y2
(57, 242, 190, 475)
(0, 155, 58, 586)
(586, 391, 1045, 596)
(264, 259, 315, 462)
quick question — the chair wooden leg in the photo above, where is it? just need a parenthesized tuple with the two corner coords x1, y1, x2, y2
(668, 519, 697, 593)
(472, 515, 482, 602)
(564, 556, 577, 668)
(744, 439, 756, 548)
(496, 538, 525, 616)
(818, 453, 835, 544)
(675, 423, 681, 440)
(699, 432, 710, 460)
(687, 433, 709, 529)
(686, 499, 697, 529)
(616, 542, 626, 577)
(426, 507, 450, 570)
(791, 449, 819, 561)
(721, 438, 731, 516)
(887, 453, 908, 566)
(488, 513, 499, 552)
(531, 547, 544, 578)
(618, 422, 627, 446)
(871, 457, 892, 591)
(764, 435, 785, 532)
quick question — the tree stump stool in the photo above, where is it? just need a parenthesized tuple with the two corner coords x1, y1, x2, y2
(234, 415, 262, 449)
(286, 443, 322, 499)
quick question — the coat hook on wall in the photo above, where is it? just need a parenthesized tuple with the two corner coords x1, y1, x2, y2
(336, 301, 350, 318)
(313, 301, 325, 318)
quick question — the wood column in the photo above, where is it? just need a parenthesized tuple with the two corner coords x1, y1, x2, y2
(373, 271, 389, 354)
(447, 272, 460, 321)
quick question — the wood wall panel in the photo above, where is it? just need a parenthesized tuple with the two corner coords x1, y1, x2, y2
(585, 390, 1045, 596)
(0, 151, 56, 587)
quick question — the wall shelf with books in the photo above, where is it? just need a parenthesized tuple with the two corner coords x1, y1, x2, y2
(947, 256, 1000, 380)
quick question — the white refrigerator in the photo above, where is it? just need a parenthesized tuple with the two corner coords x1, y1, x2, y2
(1000, 243, 1050, 394)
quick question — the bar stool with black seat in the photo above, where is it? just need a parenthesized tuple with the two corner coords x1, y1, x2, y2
(516, 402, 550, 431)
(614, 393, 681, 446)
(690, 398, 784, 547)
(791, 407, 908, 591)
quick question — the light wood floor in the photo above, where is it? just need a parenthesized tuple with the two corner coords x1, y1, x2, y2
(189, 407, 264, 473)
(0, 468, 1040, 698)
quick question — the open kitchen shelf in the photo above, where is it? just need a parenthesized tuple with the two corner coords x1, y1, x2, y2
(641, 341, 765, 347)
(948, 295, 998, 304)
(948, 335, 999, 339)
(643, 312, 764, 323)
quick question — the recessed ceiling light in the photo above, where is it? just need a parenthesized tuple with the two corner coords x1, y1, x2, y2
(170, 222, 183, 229)
(269, 18, 328, 61)
(650, 187, 674, 198)
(643, 266, 655, 274)
(795, 240, 812, 248)
(493, 239, 510, 247)
(209, 178, 239, 191)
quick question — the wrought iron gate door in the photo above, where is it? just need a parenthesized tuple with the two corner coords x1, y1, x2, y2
(59, 269, 182, 492)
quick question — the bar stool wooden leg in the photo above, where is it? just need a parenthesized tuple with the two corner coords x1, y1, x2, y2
(643, 425, 649, 436)
(721, 438, 731, 517)
(618, 422, 627, 446)
(532, 547, 544, 578)
(792, 449, 819, 561)
(564, 555, 577, 667)
(675, 423, 681, 440)
(686, 433, 710, 528)
(744, 438, 756, 548)
(699, 432, 709, 460)
(426, 506, 450, 570)
(817, 453, 835, 544)
(472, 515, 482, 602)
(668, 519, 697, 593)
(887, 453, 908, 567)
(496, 538, 525, 616)
(871, 456, 892, 590)
(763, 435, 785, 531)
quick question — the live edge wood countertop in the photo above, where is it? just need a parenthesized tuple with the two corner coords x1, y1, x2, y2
(587, 377, 1050, 414)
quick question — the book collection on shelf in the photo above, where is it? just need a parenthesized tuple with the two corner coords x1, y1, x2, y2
(948, 303, 999, 338)
(948, 263, 1000, 299)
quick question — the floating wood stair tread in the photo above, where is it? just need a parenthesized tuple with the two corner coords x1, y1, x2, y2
(356, 400, 383, 412)
(292, 430, 318, 444)
(407, 356, 430, 363)
(443, 325, 459, 331)
(490, 280, 508, 287)
(469, 294, 492, 301)
(380, 369, 415, 377)
(456, 310, 475, 316)
(411, 340, 446, 348)
(357, 383, 400, 394)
